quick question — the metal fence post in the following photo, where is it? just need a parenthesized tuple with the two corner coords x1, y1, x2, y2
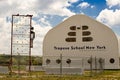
(60, 54, 62, 75)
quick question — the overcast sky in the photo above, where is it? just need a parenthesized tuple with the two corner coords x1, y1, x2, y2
(0, 0, 120, 56)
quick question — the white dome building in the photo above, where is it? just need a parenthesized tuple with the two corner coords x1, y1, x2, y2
(43, 15, 120, 74)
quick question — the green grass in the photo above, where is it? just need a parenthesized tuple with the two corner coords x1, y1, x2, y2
(0, 70, 120, 80)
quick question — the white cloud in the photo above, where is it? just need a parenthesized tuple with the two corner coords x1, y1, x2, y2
(78, 2, 90, 8)
(39, 16, 51, 27)
(91, 5, 95, 8)
(96, 9, 120, 27)
(78, 2, 95, 9)
(42, 0, 75, 16)
(32, 0, 75, 16)
(0, 18, 11, 54)
(32, 20, 52, 56)
(0, 0, 75, 17)
(69, 0, 79, 3)
(106, 0, 120, 8)
(0, 0, 37, 18)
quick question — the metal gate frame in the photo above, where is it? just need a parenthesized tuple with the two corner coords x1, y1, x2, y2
(11, 14, 33, 73)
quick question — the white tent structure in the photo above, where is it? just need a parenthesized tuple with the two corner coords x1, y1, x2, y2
(43, 14, 120, 74)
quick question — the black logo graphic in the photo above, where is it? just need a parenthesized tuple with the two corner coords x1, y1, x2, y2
(65, 25, 93, 42)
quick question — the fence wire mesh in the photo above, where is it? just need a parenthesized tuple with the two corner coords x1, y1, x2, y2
(43, 55, 105, 76)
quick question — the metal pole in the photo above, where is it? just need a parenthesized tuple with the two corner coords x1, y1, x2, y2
(82, 58, 84, 67)
(18, 53, 20, 76)
(29, 15, 32, 72)
(10, 15, 14, 73)
(60, 54, 62, 75)
(95, 57, 97, 74)
(90, 56, 93, 77)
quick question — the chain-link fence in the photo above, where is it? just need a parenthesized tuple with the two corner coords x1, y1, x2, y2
(43, 55, 105, 76)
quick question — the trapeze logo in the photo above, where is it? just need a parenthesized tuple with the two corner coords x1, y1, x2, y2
(65, 25, 93, 42)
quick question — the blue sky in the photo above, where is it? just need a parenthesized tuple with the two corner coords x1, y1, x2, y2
(67, 0, 106, 17)
(0, 0, 120, 56)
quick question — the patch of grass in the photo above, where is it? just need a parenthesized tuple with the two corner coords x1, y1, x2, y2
(0, 70, 120, 80)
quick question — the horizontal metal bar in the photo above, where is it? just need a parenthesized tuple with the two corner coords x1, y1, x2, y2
(12, 14, 33, 17)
